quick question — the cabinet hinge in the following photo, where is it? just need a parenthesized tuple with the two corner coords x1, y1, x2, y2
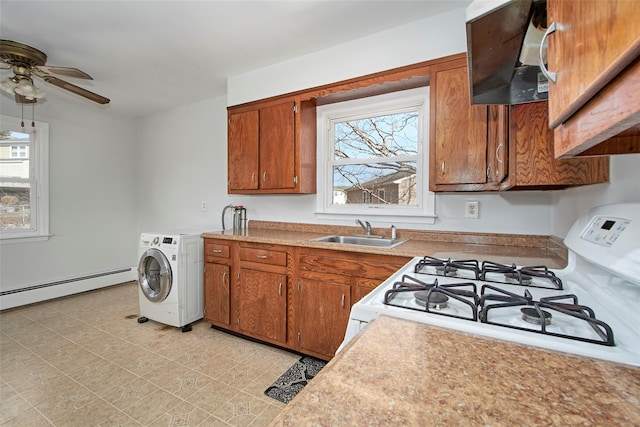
(293, 175, 298, 185)
(293, 103, 297, 114)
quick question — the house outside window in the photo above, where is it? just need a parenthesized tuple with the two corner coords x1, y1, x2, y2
(0, 116, 49, 243)
(10, 145, 27, 158)
(316, 88, 435, 224)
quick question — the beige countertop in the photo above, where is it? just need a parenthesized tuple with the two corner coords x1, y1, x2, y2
(201, 221, 568, 268)
(270, 316, 640, 427)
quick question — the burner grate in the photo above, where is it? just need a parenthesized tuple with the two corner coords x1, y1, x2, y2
(384, 275, 479, 321)
(478, 285, 614, 346)
(414, 256, 481, 280)
(481, 261, 563, 290)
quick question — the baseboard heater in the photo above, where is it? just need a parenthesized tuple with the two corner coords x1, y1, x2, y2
(0, 267, 137, 310)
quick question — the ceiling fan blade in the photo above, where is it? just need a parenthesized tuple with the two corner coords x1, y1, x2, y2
(15, 93, 37, 104)
(38, 65, 92, 80)
(42, 75, 110, 104)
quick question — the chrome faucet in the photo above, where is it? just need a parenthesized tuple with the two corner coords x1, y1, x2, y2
(356, 219, 371, 235)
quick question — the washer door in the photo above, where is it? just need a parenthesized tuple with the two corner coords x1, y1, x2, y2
(138, 248, 173, 302)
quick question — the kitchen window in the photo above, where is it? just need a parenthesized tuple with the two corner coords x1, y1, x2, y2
(0, 115, 49, 243)
(316, 88, 435, 224)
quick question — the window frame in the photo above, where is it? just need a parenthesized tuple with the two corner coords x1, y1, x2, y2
(0, 115, 50, 243)
(315, 88, 435, 225)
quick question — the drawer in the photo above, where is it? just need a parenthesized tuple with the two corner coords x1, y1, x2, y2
(239, 247, 287, 266)
(205, 242, 230, 259)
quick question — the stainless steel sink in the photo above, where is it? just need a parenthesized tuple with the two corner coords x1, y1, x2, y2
(309, 234, 408, 249)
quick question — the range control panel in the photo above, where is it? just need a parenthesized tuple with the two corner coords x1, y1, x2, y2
(581, 216, 631, 247)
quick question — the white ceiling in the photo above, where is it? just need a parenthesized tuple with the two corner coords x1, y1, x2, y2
(1, 0, 469, 117)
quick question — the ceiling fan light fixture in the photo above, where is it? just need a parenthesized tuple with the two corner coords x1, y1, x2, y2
(0, 76, 17, 94)
(14, 76, 45, 100)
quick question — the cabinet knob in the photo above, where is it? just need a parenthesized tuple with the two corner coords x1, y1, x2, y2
(539, 22, 557, 84)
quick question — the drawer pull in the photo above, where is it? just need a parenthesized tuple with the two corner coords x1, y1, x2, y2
(256, 255, 268, 259)
(212, 249, 222, 253)
(539, 21, 557, 84)
(341, 294, 345, 308)
(222, 272, 227, 283)
(278, 283, 282, 296)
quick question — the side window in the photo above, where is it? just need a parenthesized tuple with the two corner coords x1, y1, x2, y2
(0, 116, 49, 242)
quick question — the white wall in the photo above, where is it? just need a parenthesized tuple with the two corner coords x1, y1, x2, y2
(551, 154, 640, 237)
(228, 8, 469, 106)
(0, 94, 137, 295)
(135, 97, 231, 234)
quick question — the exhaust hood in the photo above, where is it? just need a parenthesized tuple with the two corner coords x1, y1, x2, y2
(466, 0, 549, 105)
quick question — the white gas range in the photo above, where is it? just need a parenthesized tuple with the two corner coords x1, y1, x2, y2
(338, 203, 640, 367)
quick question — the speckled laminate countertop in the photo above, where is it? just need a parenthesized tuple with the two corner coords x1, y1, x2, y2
(201, 221, 568, 268)
(269, 316, 640, 427)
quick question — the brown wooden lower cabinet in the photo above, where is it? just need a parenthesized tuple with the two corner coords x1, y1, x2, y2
(202, 238, 410, 360)
(295, 248, 410, 360)
(297, 277, 351, 360)
(203, 239, 233, 329)
(204, 263, 231, 327)
(237, 268, 287, 344)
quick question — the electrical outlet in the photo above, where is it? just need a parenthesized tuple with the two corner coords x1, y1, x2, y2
(201, 201, 207, 211)
(465, 201, 479, 219)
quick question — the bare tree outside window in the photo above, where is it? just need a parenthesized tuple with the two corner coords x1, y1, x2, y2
(331, 111, 419, 206)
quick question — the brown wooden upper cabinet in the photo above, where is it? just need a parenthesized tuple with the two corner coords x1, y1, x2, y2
(227, 97, 316, 194)
(430, 58, 495, 191)
(429, 55, 608, 192)
(545, 0, 640, 157)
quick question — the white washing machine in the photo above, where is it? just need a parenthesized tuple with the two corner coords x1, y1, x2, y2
(137, 231, 204, 332)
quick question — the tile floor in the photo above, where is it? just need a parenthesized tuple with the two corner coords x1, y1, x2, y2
(0, 282, 300, 426)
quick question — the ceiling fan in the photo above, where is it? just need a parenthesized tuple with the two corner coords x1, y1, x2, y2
(0, 39, 110, 105)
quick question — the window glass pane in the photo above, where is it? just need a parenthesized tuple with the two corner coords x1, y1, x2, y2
(1, 130, 32, 230)
(0, 184, 31, 230)
(333, 162, 417, 206)
(334, 112, 418, 160)
(1, 132, 30, 179)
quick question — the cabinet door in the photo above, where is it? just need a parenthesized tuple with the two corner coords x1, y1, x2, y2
(259, 101, 295, 190)
(298, 278, 351, 360)
(238, 268, 287, 343)
(547, 0, 640, 128)
(505, 102, 609, 187)
(228, 109, 259, 191)
(204, 263, 231, 327)
(431, 62, 489, 187)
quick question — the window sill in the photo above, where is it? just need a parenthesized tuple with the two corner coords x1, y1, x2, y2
(0, 234, 52, 245)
